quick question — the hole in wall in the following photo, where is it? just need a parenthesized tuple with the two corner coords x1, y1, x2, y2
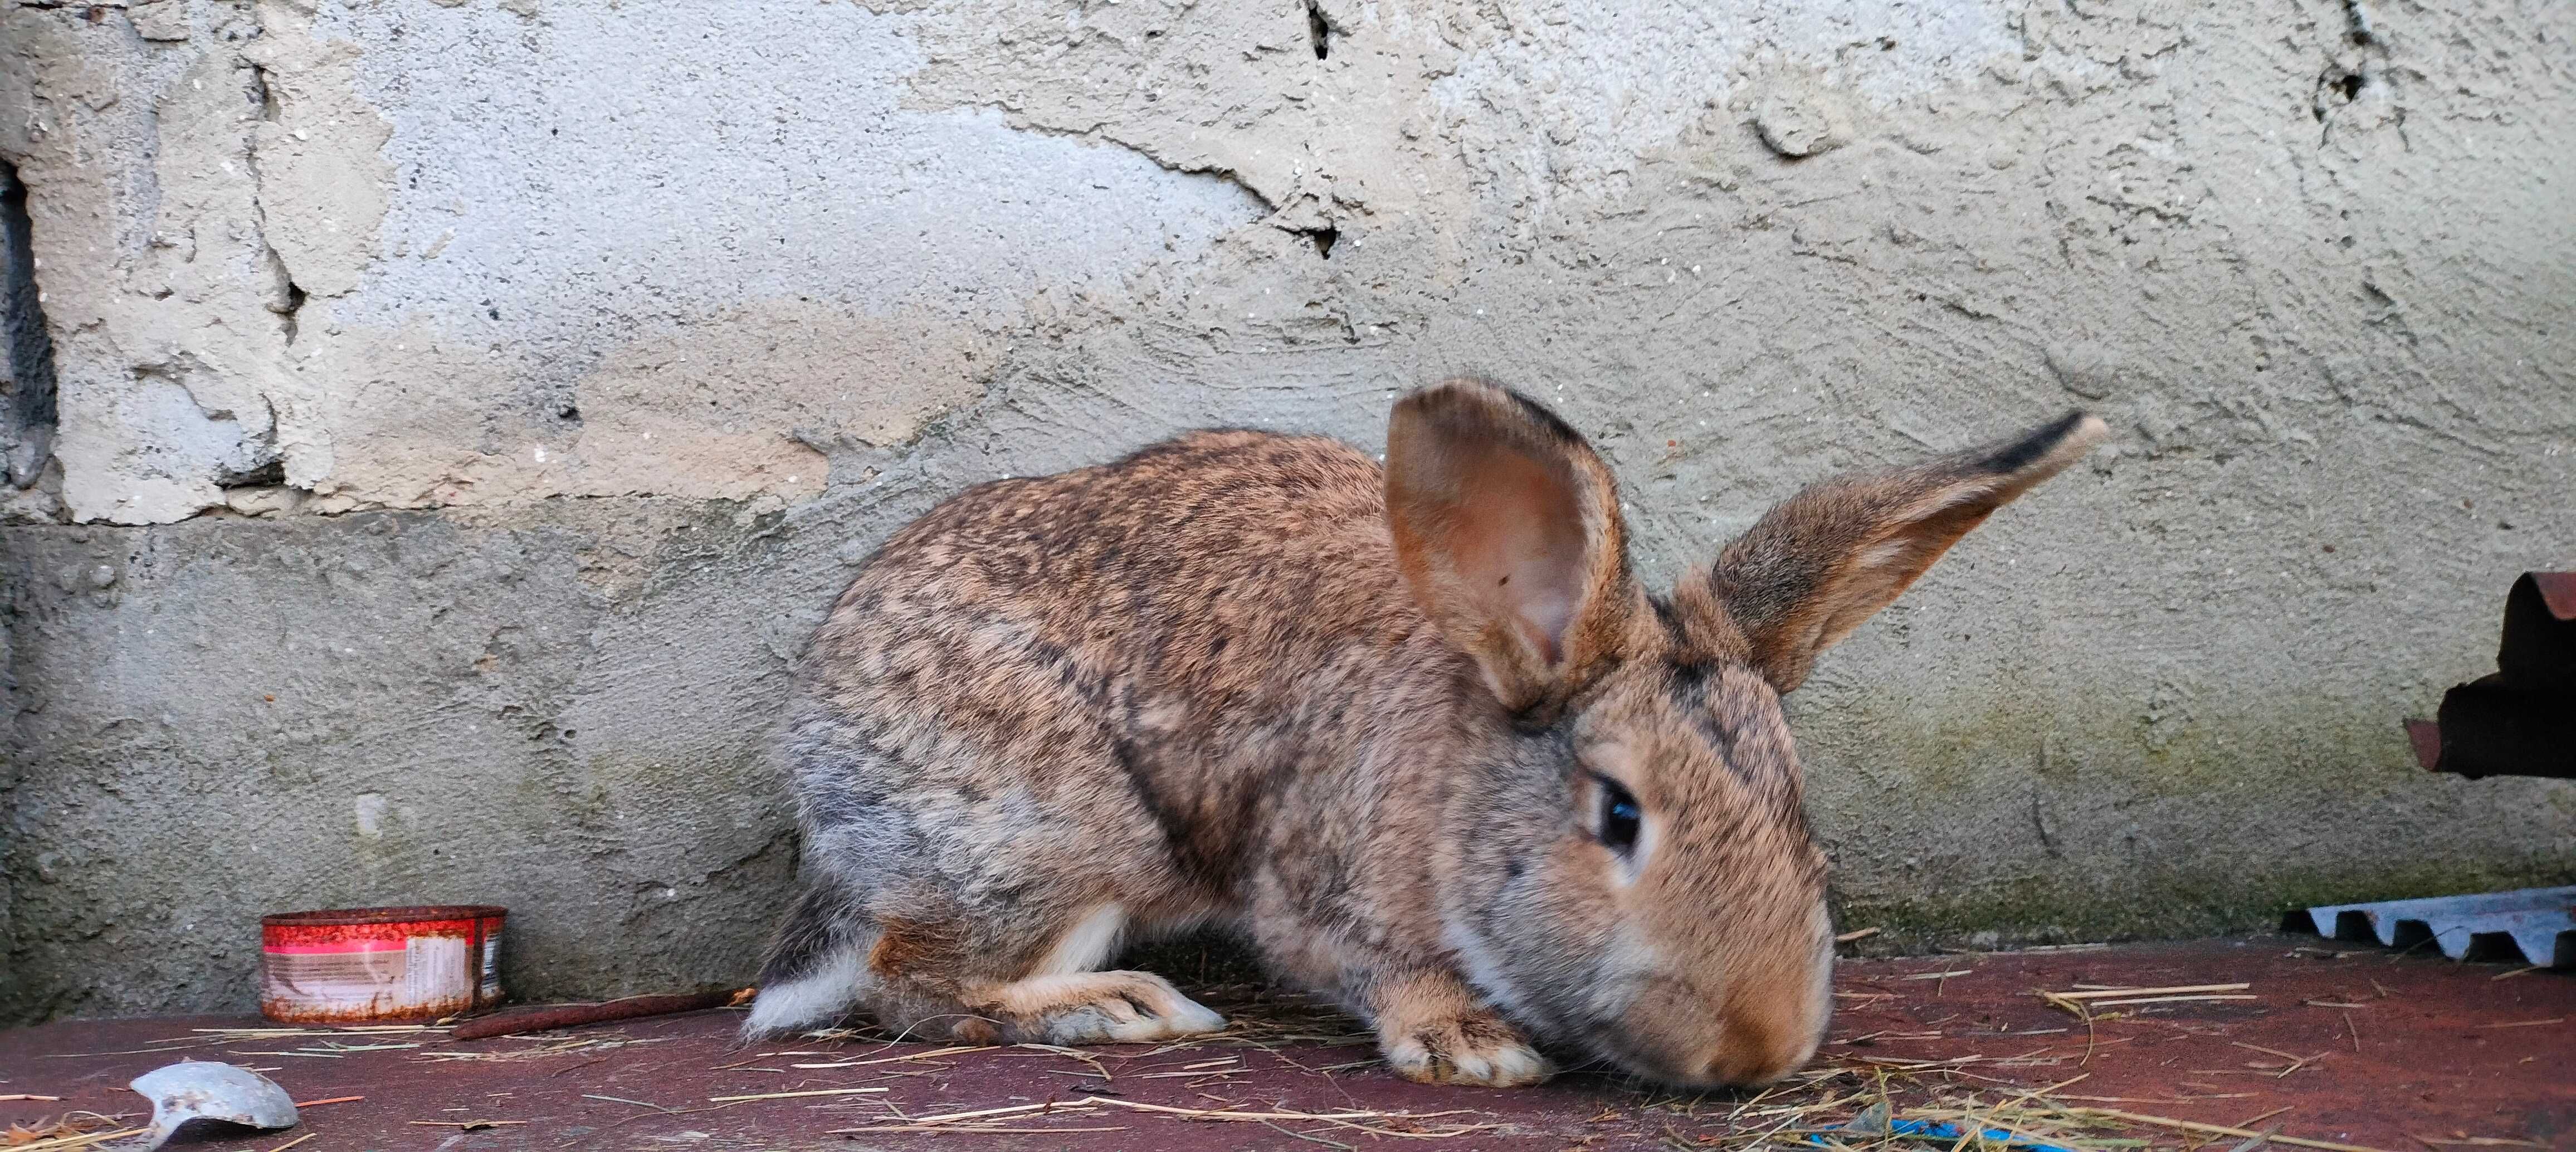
(2, 159, 62, 491)
(217, 459, 286, 489)
(280, 280, 307, 344)
(1304, 0, 1331, 60)
(1305, 226, 1339, 259)
(2312, 66, 2368, 121)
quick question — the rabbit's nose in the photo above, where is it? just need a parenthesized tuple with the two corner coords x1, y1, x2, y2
(1623, 958, 1826, 1086)
(1696, 976, 1827, 1085)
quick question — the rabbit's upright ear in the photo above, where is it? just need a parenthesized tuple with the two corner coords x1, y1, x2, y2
(1385, 379, 1642, 716)
(1687, 411, 2107, 695)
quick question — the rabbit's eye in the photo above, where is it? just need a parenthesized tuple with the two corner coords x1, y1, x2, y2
(1596, 775, 1642, 855)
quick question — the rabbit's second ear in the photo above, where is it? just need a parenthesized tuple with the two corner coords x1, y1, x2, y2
(1385, 379, 1639, 716)
(1689, 411, 2107, 694)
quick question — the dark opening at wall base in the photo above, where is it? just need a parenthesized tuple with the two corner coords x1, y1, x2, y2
(2407, 572, 2576, 780)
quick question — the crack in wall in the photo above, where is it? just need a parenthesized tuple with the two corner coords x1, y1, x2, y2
(242, 61, 310, 346)
(963, 104, 1282, 217)
(2314, 0, 2404, 148)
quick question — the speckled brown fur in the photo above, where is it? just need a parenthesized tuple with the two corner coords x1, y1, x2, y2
(747, 380, 2104, 1087)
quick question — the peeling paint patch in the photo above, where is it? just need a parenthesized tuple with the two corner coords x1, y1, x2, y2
(329, 1, 1261, 346)
(6, 1, 384, 523)
(892, 0, 1437, 235)
(303, 304, 996, 510)
(9, 0, 1259, 521)
(242, 25, 393, 299)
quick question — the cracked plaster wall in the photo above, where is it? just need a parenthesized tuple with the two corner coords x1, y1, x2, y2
(1, 0, 2571, 1019)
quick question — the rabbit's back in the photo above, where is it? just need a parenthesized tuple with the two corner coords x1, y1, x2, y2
(787, 429, 1444, 923)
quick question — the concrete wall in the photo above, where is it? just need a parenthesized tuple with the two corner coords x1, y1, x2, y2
(2, 0, 2570, 1021)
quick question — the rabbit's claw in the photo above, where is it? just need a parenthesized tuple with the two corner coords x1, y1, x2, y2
(1383, 1009, 1549, 1087)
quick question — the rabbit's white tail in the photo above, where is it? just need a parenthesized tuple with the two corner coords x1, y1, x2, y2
(741, 883, 876, 1038)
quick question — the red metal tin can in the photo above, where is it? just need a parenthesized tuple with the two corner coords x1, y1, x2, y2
(259, 905, 507, 1024)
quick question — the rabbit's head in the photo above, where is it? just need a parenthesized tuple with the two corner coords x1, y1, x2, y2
(1385, 380, 2103, 1087)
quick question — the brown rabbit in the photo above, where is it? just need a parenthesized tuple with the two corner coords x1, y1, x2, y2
(745, 379, 2104, 1087)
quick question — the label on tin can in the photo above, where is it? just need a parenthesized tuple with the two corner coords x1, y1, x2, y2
(264, 934, 474, 1014)
(405, 934, 470, 1002)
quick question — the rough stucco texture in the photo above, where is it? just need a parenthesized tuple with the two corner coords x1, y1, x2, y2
(0, 0, 2570, 1021)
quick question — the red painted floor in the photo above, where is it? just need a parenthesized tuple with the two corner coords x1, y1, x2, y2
(3, 936, 2568, 1151)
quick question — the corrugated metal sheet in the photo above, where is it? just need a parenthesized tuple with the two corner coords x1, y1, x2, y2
(2298, 886, 2576, 968)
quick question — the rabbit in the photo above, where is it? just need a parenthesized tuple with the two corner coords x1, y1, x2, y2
(743, 378, 2105, 1088)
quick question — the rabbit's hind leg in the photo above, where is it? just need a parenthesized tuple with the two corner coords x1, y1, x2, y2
(967, 969, 1227, 1044)
(869, 904, 1227, 1045)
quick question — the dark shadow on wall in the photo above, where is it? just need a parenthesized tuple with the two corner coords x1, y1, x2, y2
(2, 160, 59, 491)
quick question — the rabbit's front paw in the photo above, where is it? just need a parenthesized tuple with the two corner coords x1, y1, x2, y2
(1381, 1010, 1549, 1087)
